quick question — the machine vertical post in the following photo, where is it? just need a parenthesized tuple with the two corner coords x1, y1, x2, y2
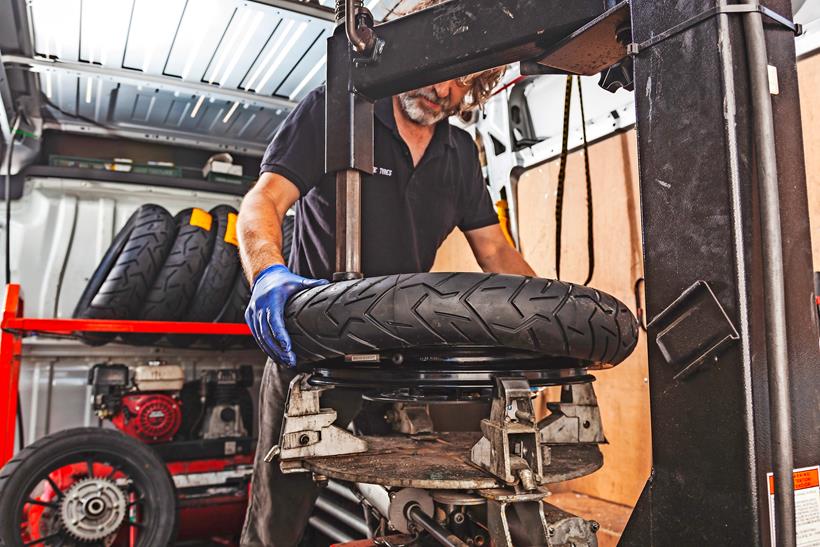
(335, 170, 362, 276)
(624, 0, 820, 544)
(326, 2, 374, 281)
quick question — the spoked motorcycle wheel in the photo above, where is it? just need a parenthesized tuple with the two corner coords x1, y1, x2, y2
(0, 428, 176, 547)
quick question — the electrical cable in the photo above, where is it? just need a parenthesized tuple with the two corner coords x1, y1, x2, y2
(5, 112, 21, 284)
(39, 92, 111, 130)
(4, 111, 25, 449)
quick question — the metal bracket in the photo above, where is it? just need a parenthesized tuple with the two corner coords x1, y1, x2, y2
(648, 280, 740, 380)
(536, 0, 631, 76)
(385, 403, 434, 436)
(266, 373, 367, 473)
(627, 4, 802, 57)
(481, 488, 599, 547)
(538, 383, 606, 445)
(470, 377, 544, 489)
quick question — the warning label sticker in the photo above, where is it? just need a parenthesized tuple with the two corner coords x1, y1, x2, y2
(768, 466, 820, 546)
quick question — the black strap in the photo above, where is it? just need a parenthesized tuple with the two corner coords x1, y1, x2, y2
(554, 76, 595, 285)
(554, 76, 573, 280)
(627, 3, 802, 57)
(577, 77, 594, 286)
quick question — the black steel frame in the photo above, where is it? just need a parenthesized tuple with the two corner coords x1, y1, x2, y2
(323, 0, 820, 545)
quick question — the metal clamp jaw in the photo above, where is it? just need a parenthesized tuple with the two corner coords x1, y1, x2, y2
(538, 382, 606, 445)
(470, 377, 545, 490)
(471, 378, 606, 489)
(265, 373, 367, 473)
(481, 488, 600, 547)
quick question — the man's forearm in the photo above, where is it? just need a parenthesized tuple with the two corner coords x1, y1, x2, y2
(477, 243, 537, 276)
(237, 185, 288, 283)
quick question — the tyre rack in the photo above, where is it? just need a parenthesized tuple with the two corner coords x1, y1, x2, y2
(0, 283, 252, 467)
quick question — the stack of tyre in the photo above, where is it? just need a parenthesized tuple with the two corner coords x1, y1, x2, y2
(73, 204, 291, 349)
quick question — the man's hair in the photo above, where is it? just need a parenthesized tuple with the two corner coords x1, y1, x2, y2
(400, 0, 506, 113)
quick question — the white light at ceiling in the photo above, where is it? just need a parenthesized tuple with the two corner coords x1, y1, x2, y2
(191, 95, 205, 118)
(81, 0, 131, 65)
(366, 0, 381, 10)
(80, 0, 131, 65)
(289, 56, 326, 100)
(94, 78, 103, 119)
(208, 9, 252, 84)
(131, 0, 186, 73)
(85, 76, 94, 104)
(216, 10, 264, 86)
(179, 0, 223, 80)
(245, 19, 295, 91)
(223, 101, 240, 123)
(254, 20, 309, 93)
(32, 0, 78, 59)
(95, 78, 103, 115)
(44, 72, 53, 99)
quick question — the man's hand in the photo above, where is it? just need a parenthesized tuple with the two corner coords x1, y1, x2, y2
(245, 264, 329, 367)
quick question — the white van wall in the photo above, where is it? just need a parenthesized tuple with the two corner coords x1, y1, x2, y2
(1, 177, 243, 318)
(1, 176, 266, 452)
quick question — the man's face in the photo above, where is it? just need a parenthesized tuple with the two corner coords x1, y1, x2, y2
(396, 81, 469, 126)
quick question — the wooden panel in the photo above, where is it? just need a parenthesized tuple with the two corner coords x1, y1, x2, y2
(430, 228, 482, 272)
(429, 131, 651, 507)
(516, 130, 650, 508)
(797, 53, 820, 270)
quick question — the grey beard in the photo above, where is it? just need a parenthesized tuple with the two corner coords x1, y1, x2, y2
(397, 91, 453, 126)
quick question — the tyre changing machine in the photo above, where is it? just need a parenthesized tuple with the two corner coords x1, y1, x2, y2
(273, 371, 608, 546)
(271, 0, 820, 546)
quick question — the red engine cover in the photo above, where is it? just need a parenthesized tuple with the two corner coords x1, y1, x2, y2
(112, 394, 182, 443)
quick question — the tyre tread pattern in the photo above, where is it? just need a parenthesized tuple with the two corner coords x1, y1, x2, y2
(129, 208, 215, 345)
(286, 273, 638, 366)
(73, 204, 175, 344)
(168, 205, 240, 347)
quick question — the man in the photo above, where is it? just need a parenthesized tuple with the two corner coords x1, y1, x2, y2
(237, 56, 537, 545)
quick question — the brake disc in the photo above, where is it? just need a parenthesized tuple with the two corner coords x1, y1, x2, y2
(60, 477, 127, 542)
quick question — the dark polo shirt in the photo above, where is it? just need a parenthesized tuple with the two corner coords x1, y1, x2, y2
(259, 86, 499, 280)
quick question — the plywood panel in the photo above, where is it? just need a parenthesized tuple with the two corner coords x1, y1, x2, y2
(797, 53, 820, 270)
(431, 228, 482, 272)
(517, 130, 651, 508)
(430, 130, 651, 507)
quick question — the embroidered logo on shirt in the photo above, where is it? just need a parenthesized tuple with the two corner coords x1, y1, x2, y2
(373, 166, 393, 177)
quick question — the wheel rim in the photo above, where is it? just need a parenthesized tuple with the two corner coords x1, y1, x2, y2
(305, 347, 596, 401)
(14, 450, 158, 546)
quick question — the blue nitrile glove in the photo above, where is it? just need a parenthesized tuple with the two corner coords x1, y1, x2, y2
(245, 264, 329, 367)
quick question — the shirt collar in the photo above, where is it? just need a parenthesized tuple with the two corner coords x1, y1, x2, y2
(375, 96, 457, 150)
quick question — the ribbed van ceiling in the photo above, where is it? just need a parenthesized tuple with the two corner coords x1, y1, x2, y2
(21, 0, 418, 154)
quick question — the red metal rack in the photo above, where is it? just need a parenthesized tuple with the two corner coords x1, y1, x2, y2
(0, 283, 252, 467)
